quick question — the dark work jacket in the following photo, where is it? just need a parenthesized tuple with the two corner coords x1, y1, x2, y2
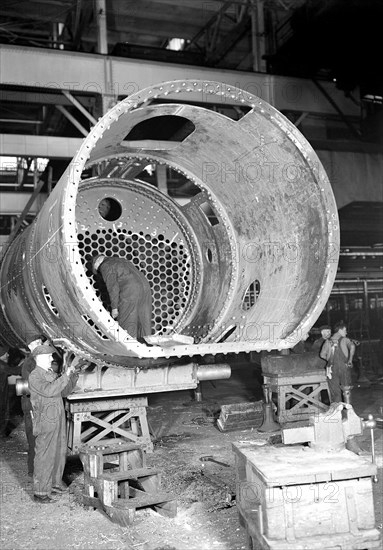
(312, 337, 325, 353)
(29, 367, 78, 436)
(99, 257, 152, 338)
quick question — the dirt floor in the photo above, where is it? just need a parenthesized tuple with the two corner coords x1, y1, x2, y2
(1, 357, 383, 550)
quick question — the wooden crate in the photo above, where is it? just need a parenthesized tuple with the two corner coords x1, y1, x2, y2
(232, 442, 381, 550)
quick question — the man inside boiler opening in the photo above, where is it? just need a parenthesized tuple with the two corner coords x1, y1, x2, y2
(92, 255, 152, 344)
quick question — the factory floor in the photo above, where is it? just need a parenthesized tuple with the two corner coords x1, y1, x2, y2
(0, 355, 382, 550)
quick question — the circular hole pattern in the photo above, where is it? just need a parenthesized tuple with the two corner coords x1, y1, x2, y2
(78, 228, 192, 334)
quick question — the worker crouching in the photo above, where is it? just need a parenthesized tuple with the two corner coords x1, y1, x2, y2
(29, 344, 78, 503)
(92, 254, 152, 343)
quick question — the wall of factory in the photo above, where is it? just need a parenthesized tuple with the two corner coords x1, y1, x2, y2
(316, 151, 383, 209)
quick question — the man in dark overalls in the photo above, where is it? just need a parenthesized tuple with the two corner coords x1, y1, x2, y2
(29, 344, 78, 503)
(92, 255, 152, 342)
(320, 320, 356, 404)
(320, 321, 363, 453)
(21, 335, 46, 476)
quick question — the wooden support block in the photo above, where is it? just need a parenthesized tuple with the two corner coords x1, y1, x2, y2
(120, 481, 130, 499)
(154, 500, 177, 519)
(113, 490, 175, 510)
(82, 494, 103, 510)
(101, 478, 118, 507)
(80, 443, 147, 482)
(102, 484, 177, 527)
(217, 401, 263, 432)
(105, 505, 136, 527)
(102, 467, 160, 482)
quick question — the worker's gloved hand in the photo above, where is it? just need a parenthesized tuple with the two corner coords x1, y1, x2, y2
(111, 308, 118, 319)
(74, 359, 89, 372)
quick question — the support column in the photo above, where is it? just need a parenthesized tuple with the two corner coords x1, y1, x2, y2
(251, 0, 267, 73)
(95, 0, 108, 55)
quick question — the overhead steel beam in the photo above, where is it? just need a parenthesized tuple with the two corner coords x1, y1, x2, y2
(0, 88, 95, 108)
(62, 90, 97, 125)
(0, 44, 360, 117)
(0, 134, 83, 158)
(294, 111, 308, 127)
(0, 192, 47, 214)
(55, 105, 89, 136)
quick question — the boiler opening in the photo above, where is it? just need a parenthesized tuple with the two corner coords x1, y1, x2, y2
(98, 197, 122, 221)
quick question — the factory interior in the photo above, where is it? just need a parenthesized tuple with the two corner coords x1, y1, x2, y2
(0, 1, 383, 549)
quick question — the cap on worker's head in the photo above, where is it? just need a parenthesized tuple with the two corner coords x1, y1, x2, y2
(26, 334, 45, 346)
(319, 325, 331, 331)
(92, 254, 106, 274)
(31, 344, 56, 357)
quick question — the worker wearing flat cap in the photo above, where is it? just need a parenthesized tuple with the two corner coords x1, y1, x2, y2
(312, 325, 332, 353)
(28, 343, 78, 503)
(92, 255, 152, 342)
(21, 334, 46, 477)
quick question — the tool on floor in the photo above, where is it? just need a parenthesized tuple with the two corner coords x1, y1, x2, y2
(199, 456, 236, 505)
(200, 455, 230, 472)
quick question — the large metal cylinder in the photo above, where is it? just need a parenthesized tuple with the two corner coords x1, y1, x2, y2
(0, 80, 339, 365)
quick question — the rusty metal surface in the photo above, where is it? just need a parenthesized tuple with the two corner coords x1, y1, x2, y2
(0, 80, 339, 365)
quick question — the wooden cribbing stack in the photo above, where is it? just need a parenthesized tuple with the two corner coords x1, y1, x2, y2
(80, 442, 177, 526)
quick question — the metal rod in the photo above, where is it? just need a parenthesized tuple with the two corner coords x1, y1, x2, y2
(0, 119, 43, 124)
(366, 414, 378, 483)
(363, 280, 370, 328)
(56, 105, 89, 136)
(62, 90, 97, 125)
(340, 251, 383, 256)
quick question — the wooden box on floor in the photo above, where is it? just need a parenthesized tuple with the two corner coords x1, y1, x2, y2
(232, 442, 381, 550)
